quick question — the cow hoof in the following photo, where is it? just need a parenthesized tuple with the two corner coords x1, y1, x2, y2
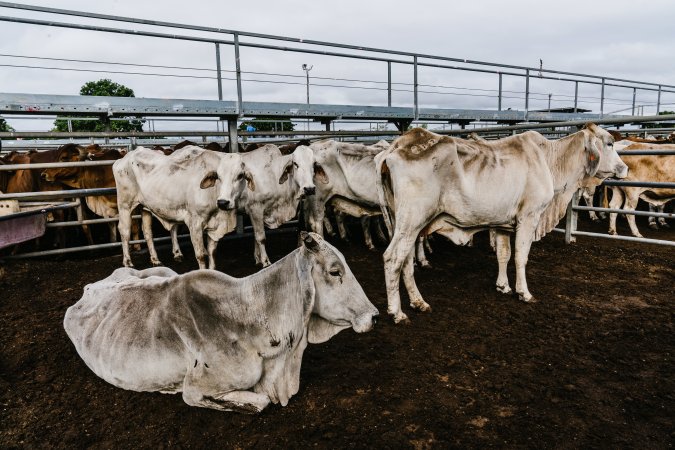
(367, 245, 377, 252)
(132, 244, 142, 251)
(151, 260, 163, 267)
(411, 300, 431, 312)
(123, 260, 134, 268)
(393, 313, 410, 325)
(660, 222, 670, 229)
(608, 230, 617, 236)
(496, 285, 512, 294)
(590, 216, 600, 223)
(518, 294, 538, 303)
(417, 261, 431, 270)
(173, 254, 183, 262)
(648, 223, 659, 230)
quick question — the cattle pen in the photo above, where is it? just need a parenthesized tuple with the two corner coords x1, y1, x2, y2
(1, 3, 674, 449)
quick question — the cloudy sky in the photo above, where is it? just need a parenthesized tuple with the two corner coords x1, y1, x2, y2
(1, 0, 674, 131)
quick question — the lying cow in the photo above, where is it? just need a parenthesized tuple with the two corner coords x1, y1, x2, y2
(239, 144, 325, 267)
(376, 124, 628, 323)
(113, 145, 254, 269)
(63, 232, 379, 413)
(608, 143, 675, 237)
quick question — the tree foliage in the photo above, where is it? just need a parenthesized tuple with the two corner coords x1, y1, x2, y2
(53, 79, 145, 133)
(644, 110, 675, 129)
(239, 116, 295, 133)
(0, 118, 13, 132)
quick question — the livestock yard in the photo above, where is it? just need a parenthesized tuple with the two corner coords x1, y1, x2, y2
(1, 2, 675, 449)
(1, 219, 673, 448)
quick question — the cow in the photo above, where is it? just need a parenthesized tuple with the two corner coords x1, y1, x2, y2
(238, 144, 324, 267)
(63, 232, 379, 413)
(113, 145, 254, 269)
(376, 124, 628, 323)
(607, 143, 675, 237)
(41, 145, 136, 245)
(279, 139, 312, 155)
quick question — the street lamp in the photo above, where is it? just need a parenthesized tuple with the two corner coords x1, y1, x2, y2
(302, 64, 313, 104)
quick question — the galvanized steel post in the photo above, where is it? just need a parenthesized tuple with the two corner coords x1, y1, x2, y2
(600, 77, 605, 118)
(657, 85, 661, 114)
(227, 117, 244, 234)
(564, 190, 579, 244)
(215, 42, 223, 101)
(574, 81, 578, 113)
(387, 61, 392, 107)
(233, 32, 243, 116)
(525, 69, 530, 121)
(632, 87, 636, 115)
(498, 72, 502, 111)
(413, 55, 419, 121)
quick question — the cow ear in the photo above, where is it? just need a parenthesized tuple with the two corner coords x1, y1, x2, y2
(200, 171, 218, 189)
(308, 315, 349, 344)
(278, 159, 294, 184)
(300, 231, 321, 253)
(584, 131, 601, 177)
(244, 170, 256, 191)
(314, 162, 329, 184)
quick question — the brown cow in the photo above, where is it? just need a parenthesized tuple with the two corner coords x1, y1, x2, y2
(41, 145, 139, 246)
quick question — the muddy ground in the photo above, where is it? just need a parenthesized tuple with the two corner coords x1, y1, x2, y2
(0, 215, 673, 449)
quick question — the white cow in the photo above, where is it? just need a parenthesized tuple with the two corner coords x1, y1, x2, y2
(64, 232, 379, 413)
(113, 146, 254, 269)
(376, 124, 628, 323)
(239, 144, 325, 267)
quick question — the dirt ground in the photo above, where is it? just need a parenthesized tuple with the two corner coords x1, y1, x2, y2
(0, 214, 673, 449)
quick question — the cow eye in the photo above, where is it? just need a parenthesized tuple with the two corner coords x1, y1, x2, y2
(607, 142, 613, 147)
(329, 269, 341, 277)
(237, 173, 244, 180)
(293, 162, 299, 168)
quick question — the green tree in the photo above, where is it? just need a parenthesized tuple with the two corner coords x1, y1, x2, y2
(53, 79, 145, 133)
(239, 116, 295, 133)
(644, 110, 675, 129)
(0, 118, 14, 132)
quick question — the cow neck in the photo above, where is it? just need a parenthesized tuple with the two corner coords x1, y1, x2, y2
(543, 131, 587, 194)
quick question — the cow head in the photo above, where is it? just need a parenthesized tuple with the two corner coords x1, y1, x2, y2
(278, 146, 326, 199)
(583, 123, 628, 179)
(299, 232, 379, 343)
(41, 144, 85, 182)
(200, 153, 255, 211)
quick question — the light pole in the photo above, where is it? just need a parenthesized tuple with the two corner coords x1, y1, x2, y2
(302, 64, 313, 104)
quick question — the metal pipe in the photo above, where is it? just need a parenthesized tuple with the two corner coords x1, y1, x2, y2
(600, 77, 605, 118)
(564, 190, 578, 244)
(574, 81, 578, 113)
(616, 150, 675, 156)
(631, 88, 636, 116)
(0, 187, 116, 201)
(558, 230, 675, 247)
(656, 85, 661, 114)
(45, 214, 142, 227)
(0, 159, 115, 171)
(387, 61, 392, 107)
(498, 73, 502, 111)
(233, 32, 243, 115)
(524, 69, 529, 121)
(413, 55, 419, 121)
(601, 180, 675, 188)
(572, 206, 674, 219)
(215, 42, 223, 101)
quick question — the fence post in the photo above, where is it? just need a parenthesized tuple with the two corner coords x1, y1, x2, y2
(525, 69, 530, 121)
(498, 72, 502, 111)
(656, 85, 661, 115)
(574, 81, 578, 113)
(215, 42, 223, 101)
(413, 55, 419, 121)
(387, 61, 392, 107)
(227, 118, 244, 234)
(600, 77, 605, 118)
(565, 190, 579, 244)
(632, 87, 636, 116)
(233, 32, 243, 116)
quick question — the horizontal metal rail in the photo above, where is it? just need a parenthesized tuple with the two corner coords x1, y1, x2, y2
(601, 180, 675, 189)
(45, 214, 142, 227)
(0, 160, 115, 170)
(0, 187, 116, 201)
(0, 201, 79, 222)
(2, 2, 673, 91)
(616, 150, 675, 156)
(553, 228, 675, 247)
(573, 206, 674, 219)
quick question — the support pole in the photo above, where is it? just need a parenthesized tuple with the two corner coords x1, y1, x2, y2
(233, 32, 243, 116)
(565, 190, 579, 244)
(656, 85, 662, 115)
(600, 77, 605, 118)
(387, 61, 392, 107)
(498, 72, 502, 111)
(574, 81, 578, 113)
(413, 55, 419, 121)
(525, 69, 530, 121)
(215, 42, 223, 101)
(228, 118, 243, 234)
(632, 87, 636, 116)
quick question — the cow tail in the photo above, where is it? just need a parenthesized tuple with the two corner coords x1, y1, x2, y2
(375, 155, 395, 239)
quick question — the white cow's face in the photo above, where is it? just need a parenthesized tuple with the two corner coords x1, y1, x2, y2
(200, 154, 255, 210)
(278, 146, 320, 199)
(587, 125, 628, 179)
(301, 232, 378, 343)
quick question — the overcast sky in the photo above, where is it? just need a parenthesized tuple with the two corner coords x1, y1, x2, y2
(1, 0, 675, 131)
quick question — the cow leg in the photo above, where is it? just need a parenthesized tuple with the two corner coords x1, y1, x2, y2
(424, 235, 433, 254)
(658, 205, 669, 228)
(118, 204, 135, 267)
(171, 225, 183, 262)
(249, 211, 270, 267)
(141, 209, 162, 266)
(374, 216, 388, 243)
(76, 199, 94, 246)
(623, 192, 643, 238)
(383, 230, 423, 324)
(205, 234, 219, 270)
(130, 219, 142, 251)
(608, 187, 624, 235)
(361, 217, 376, 251)
(185, 220, 208, 270)
(336, 213, 349, 241)
(402, 252, 430, 312)
(322, 216, 335, 237)
(648, 204, 658, 230)
(513, 218, 538, 303)
(494, 231, 512, 294)
(489, 229, 497, 253)
(415, 235, 430, 268)
(108, 222, 117, 243)
(581, 188, 599, 222)
(182, 366, 270, 414)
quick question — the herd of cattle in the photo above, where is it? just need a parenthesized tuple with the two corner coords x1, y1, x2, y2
(2, 124, 674, 413)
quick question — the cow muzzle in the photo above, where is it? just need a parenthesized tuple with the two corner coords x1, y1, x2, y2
(303, 186, 316, 196)
(614, 163, 629, 179)
(40, 171, 54, 182)
(353, 311, 379, 333)
(217, 199, 233, 210)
